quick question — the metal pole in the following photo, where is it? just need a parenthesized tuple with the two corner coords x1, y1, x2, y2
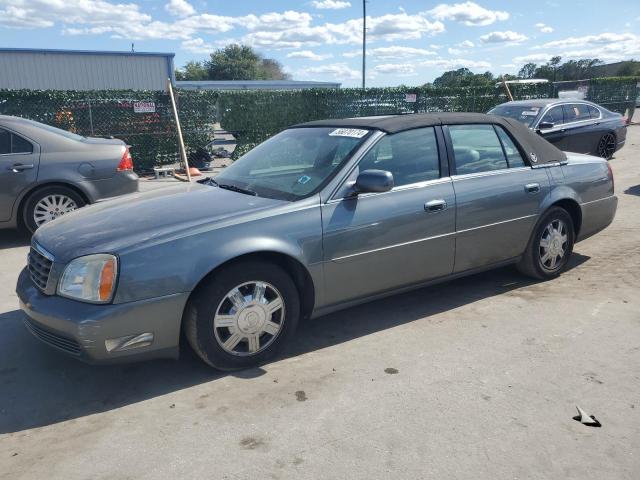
(87, 100, 94, 136)
(362, 0, 366, 90)
(167, 78, 191, 182)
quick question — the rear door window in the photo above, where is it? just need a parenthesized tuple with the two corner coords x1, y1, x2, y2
(588, 105, 601, 119)
(540, 106, 564, 126)
(11, 133, 33, 154)
(449, 124, 508, 175)
(494, 126, 526, 168)
(562, 103, 591, 123)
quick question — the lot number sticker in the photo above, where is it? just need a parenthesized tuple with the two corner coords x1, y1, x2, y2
(522, 108, 539, 116)
(329, 128, 369, 138)
(133, 101, 156, 113)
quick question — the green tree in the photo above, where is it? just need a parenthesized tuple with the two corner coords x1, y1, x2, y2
(433, 68, 494, 87)
(205, 44, 290, 80)
(518, 63, 537, 79)
(175, 61, 208, 81)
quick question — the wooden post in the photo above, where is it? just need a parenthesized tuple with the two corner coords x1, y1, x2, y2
(167, 78, 191, 182)
(502, 79, 514, 102)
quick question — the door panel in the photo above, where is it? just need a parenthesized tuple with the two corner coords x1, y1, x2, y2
(562, 104, 596, 153)
(0, 128, 40, 222)
(321, 180, 456, 306)
(453, 168, 550, 272)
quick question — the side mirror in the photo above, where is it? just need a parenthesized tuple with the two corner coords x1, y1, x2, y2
(353, 169, 394, 194)
(537, 121, 554, 132)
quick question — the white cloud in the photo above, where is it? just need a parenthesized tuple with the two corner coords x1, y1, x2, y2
(0, 0, 150, 29)
(374, 63, 416, 75)
(287, 50, 333, 61)
(302, 62, 360, 80)
(528, 32, 640, 63)
(421, 58, 491, 70)
(366, 13, 445, 41)
(458, 40, 475, 48)
(479, 30, 528, 44)
(535, 23, 553, 33)
(369, 46, 436, 59)
(312, 0, 351, 9)
(513, 53, 553, 65)
(181, 37, 221, 53)
(428, 2, 508, 26)
(165, 0, 195, 18)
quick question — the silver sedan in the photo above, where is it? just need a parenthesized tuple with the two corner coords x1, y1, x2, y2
(16, 113, 616, 370)
(0, 115, 138, 233)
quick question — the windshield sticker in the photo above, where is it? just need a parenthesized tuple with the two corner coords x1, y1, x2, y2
(522, 108, 539, 116)
(297, 175, 311, 185)
(329, 128, 369, 138)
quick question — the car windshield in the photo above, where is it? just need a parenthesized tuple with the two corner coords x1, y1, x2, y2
(213, 127, 372, 201)
(489, 105, 543, 127)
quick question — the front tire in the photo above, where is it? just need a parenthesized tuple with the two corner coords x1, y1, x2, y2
(517, 207, 575, 280)
(184, 260, 300, 370)
(22, 185, 86, 233)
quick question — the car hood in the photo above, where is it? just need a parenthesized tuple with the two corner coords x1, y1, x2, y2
(34, 183, 286, 262)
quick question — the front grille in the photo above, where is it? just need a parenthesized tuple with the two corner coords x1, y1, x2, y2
(28, 245, 53, 292)
(23, 317, 81, 356)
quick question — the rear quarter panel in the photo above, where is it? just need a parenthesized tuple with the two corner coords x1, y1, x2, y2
(560, 154, 616, 241)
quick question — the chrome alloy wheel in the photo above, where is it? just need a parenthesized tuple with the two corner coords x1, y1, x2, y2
(213, 281, 285, 356)
(539, 219, 568, 271)
(33, 194, 78, 227)
(597, 133, 616, 159)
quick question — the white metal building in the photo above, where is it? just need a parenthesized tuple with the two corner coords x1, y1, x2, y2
(0, 48, 175, 91)
(176, 80, 341, 90)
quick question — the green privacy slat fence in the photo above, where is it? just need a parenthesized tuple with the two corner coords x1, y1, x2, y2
(0, 77, 636, 172)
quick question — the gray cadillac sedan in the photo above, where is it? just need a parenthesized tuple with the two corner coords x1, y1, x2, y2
(0, 115, 138, 233)
(16, 113, 617, 370)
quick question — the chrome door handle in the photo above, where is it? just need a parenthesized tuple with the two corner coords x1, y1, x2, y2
(425, 199, 447, 212)
(525, 183, 540, 194)
(9, 163, 34, 173)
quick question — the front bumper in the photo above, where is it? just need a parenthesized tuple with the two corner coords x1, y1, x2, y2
(16, 268, 189, 364)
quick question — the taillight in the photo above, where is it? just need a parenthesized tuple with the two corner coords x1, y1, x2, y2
(607, 161, 614, 193)
(117, 146, 134, 171)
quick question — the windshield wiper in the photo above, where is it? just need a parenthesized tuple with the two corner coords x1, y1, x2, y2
(218, 183, 258, 196)
(197, 177, 257, 196)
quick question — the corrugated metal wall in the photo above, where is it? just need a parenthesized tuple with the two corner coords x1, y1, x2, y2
(0, 51, 173, 91)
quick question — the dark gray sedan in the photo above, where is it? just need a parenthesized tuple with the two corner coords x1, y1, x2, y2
(0, 115, 138, 232)
(16, 113, 617, 370)
(489, 99, 627, 159)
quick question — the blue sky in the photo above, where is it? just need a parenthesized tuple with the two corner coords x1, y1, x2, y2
(1, 0, 639, 86)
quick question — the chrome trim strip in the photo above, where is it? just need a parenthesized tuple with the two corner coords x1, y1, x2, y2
(580, 195, 616, 206)
(456, 214, 537, 235)
(451, 166, 530, 181)
(331, 231, 455, 262)
(331, 213, 537, 262)
(32, 241, 55, 262)
(326, 176, 452, 204)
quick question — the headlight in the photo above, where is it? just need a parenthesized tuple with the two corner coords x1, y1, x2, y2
(57, 254, 118, 303)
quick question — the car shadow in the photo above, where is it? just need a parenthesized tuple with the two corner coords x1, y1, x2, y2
(0, 229, 30, 249)
(0, 253, 590, 434)
(624, 185, 640, 197)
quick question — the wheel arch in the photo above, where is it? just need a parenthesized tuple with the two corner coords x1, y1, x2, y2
(16, 181, 92, 227)
(185, 250, 316, 322)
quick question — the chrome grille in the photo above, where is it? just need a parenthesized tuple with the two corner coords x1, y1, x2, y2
(23, 317, 81, 356)
(28, 245, 53, 292)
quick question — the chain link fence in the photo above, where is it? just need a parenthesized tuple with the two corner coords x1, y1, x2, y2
(0, 77, 637, 172)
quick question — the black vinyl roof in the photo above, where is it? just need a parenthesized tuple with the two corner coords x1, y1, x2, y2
(293, 112, 567, 165)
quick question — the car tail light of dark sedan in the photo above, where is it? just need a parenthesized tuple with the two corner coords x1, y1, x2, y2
(117, 146, 134, 171)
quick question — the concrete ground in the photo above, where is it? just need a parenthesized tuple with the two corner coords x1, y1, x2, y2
(1, 126, 639, 480)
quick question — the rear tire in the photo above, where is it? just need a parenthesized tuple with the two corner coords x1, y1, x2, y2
(184, 260, 300, 370)
(596, 132, 616, 160)
(517, 207, 575, 280)
(22, 185, 86, 233)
